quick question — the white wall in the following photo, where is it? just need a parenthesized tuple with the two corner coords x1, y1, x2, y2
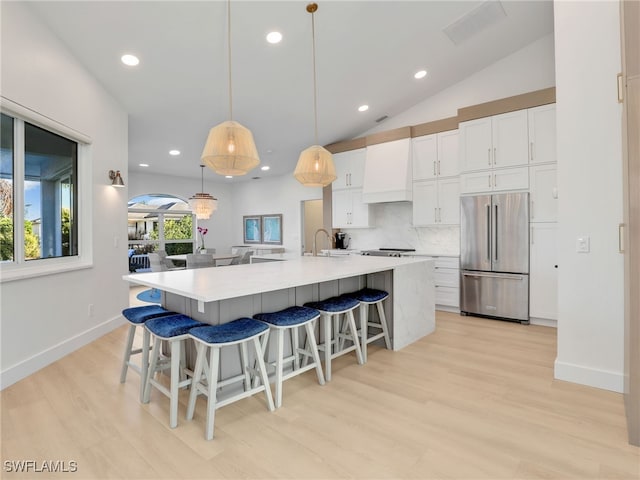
(364, 34, 556, 135)
(128, 171, 234, 253)
(554, 1, 624, 392)
(230, 175, 323, 254)
(0, 3, 129, 388)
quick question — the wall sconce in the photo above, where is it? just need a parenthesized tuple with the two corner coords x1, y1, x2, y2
(109, 170, 125, 187)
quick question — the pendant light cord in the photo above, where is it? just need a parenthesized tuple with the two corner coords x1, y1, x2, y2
(311, 7, 319, 145)
(200, 164, 205, 192)
(227, 0, 233, 120)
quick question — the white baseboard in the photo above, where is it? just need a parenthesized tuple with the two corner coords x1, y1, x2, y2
(530, 317, 557, 328)
(554, 359, 623, 393)
(1, 315, 125, 390)
(436, 305, 460, 314)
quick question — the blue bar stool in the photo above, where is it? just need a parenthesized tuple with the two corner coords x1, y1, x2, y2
(143, 314, 206, 428)
(186, 318, 274, 440)
(304, 295, 363, 381)
(254, 306, 325, 408)
(120, 305, 176, 402)
(344, 288, 391, 363)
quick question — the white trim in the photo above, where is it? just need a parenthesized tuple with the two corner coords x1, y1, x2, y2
(0, 114, 94, 282)
(529, 317, 557, 328)
(0, 314, 125, 390)
(0, 96, 91, 144)
(554, 359, 623, 393)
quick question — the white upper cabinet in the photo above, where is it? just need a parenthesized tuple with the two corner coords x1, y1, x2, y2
(412, 178, 460, 226)
(363, 138, 412, 203)
(459, 109, 529, 172)
(332, 148, 366, 190)
(413, 130, 460, 181)
(528, 104, 557, 165)
(332, 188, 370, 228)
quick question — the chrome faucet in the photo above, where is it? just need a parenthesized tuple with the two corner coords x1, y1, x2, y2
(313, 228, 333, 256)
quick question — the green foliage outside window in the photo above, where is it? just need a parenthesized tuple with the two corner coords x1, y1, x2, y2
(149, 215, 194, 255)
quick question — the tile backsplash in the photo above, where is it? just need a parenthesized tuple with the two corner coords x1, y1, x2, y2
(342, 202, 460, 255)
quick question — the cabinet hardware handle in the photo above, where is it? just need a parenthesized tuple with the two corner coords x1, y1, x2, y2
(488, 175, 491, 188)
(488, 148, 491, 165)
(493, 174, 496, 188)
(439, 207, 442, 223)
(493, 147, 497, 164)
(438, 161, 441, 175)
(433, 161, 436, 176)
(617, 73, 624, 103)
(434, 207, 437, 222)
(530, 142, 534, 162)
(619, 223, 625, 253)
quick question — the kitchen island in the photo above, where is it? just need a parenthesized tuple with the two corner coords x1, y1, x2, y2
(123, 255, 435, 351)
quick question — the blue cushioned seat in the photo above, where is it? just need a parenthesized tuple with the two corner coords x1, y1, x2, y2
(122, 305, 174, 324)
(344, 288, 389, 303)
(189, 318, 269, 344)
(254, 306, 320, 327)
(304, 295, 359, 312)
(145, 314, 205, 338)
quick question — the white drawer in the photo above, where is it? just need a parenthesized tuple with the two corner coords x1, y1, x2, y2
(436, 286, 460, 307)
(434, 256, 459, 269)
(434, 268, 460, 288)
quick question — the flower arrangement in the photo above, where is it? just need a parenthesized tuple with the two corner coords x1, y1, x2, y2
(197, 226, 208, 251)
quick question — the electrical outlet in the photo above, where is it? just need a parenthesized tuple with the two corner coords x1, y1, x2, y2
(88, 304, 94, 317)
(576, 236, 590, 253)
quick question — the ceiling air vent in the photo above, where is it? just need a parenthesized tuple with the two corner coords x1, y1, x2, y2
(443, 1, 507, 46)
(375, 115, 388, 123)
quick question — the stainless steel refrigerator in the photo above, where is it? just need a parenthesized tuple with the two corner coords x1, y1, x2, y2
(460, 192, 530, 324)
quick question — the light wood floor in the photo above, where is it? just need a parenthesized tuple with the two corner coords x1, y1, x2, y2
(2, 298, 638, 479)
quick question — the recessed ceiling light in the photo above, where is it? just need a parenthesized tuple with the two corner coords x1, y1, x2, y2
(225, 175, 233, 179)
(139, 163, 149, 167)
(169, 150, 180, 156)
(414, 70, 427, 79)
(121, 54, 139, 66)
(358, 105, 369, 112)
(261, 165, 270, 171)
(266, 31, 283, 44)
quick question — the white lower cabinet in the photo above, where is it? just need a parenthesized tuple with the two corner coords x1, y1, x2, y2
(529, 223, 558, 320)
(412, 178, 460, 226)
(433, 256, 460, 309)
(332, 188, 370, 228)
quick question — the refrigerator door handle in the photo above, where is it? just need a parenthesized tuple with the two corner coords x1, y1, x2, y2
(463, 272, 526, 281)
(486, 205, 491, 262)
(494, 204, 499, 261)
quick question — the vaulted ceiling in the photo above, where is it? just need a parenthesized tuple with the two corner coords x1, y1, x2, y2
(27, 1, 554, 182)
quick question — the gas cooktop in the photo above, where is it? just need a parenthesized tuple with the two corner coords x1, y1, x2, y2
(361, 248, 416, 257)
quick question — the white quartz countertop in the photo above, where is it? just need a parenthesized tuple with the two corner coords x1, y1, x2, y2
(123, 255, 432, 303)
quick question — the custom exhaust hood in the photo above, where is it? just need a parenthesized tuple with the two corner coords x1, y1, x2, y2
(362, 135, 413, 204)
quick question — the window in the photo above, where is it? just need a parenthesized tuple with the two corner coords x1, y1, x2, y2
(0, 103, 91, 281)
(128, 194, 196, 256)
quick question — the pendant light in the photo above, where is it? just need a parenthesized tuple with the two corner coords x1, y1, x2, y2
(294, 3, 337, 187)
(201, 0, 260, 176)
(189, 165, 218, 219)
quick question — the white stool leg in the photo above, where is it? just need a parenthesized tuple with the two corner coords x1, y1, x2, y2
(186, 341, 207, 421)
(292, 326, 300, 371)
(274, 328, 285, 408)
(205, 346, 220, 441)
(143, 335, 161, 404)
(360, 304, 369, 363)
(322, 314, 332, 381)
(346, 310, 364, 365)
(169, 339, 181, 428)
(376, 301, 391, 349)
(304, 321, 325, 385)
(120, 324, 136, 383)
(240, 341, 250, 391)
(140, 327, 151, 402)
(252, 336, 275, 411)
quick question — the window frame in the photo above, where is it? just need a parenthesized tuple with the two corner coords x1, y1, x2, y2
(0, 97, 93, 282)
